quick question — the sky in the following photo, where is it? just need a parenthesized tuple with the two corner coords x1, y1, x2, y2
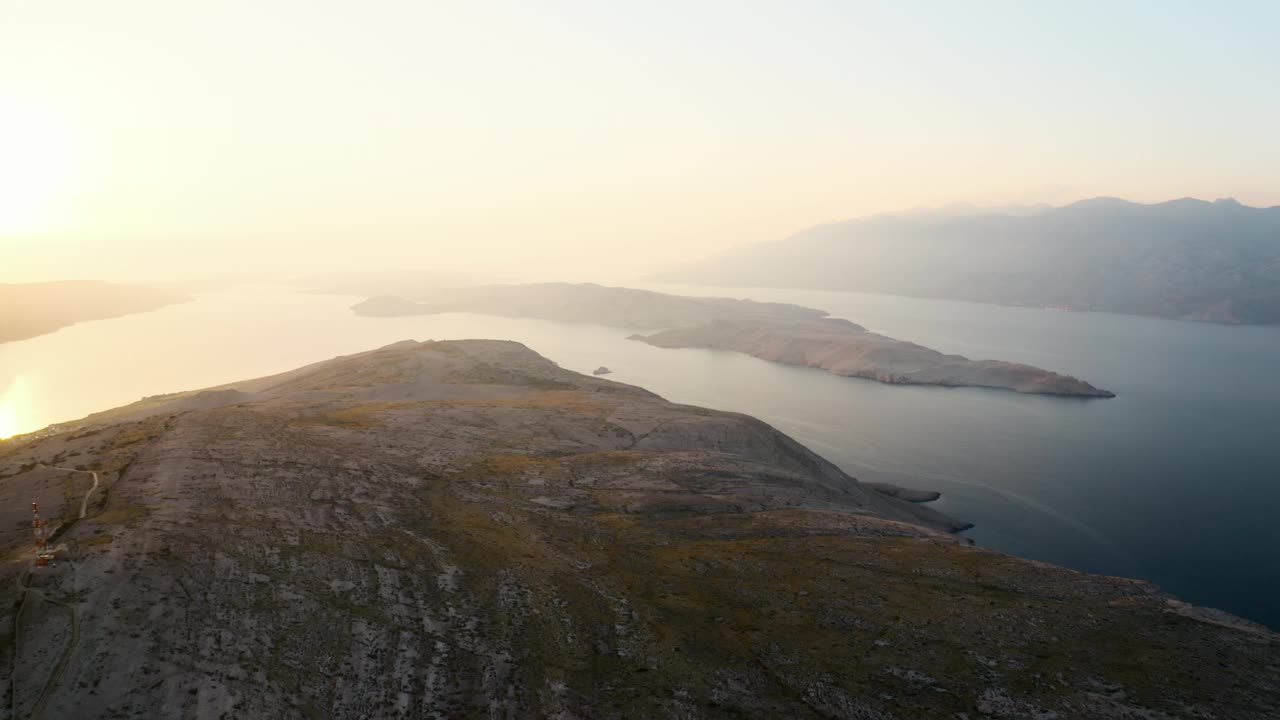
(2, 0, 1279, 283)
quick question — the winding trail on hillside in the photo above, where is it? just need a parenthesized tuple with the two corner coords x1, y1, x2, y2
(4, 462, 103, 519)
(78, 471, 99, 519)
(31, 464, 101, 519)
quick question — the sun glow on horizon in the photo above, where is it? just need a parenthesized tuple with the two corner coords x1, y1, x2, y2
(0, 374, 35, 440)
(0, 405, 17, 440)
(0, 98, 75, 236)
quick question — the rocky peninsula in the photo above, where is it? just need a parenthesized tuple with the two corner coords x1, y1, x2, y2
(0, 340, 1271, 718)
(631, 317, 1116, 397)
(0, 280, 188, 343)
(353, 282, 1113, 397)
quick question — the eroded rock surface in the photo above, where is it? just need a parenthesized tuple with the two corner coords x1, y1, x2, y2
(1, 340, 1270, 719)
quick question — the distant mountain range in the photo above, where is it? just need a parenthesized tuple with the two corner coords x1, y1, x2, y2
(659, 197, 1280, 324)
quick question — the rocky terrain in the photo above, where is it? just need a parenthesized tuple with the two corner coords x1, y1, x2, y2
(659, 197, 1280, 324)
(0, 281, 188, 343)
(1, 340, 1274, 719)
(354, 283, 1111, 397)
(631, 318, 1115, 397)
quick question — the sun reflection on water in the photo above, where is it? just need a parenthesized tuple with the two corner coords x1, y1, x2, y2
(0, 375, 29, 439)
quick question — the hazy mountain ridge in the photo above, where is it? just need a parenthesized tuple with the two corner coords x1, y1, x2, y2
(0, 281, 189, 343)
(660, 197, 1280, 324)
(293, 270, 507, 298)
(2, 340, 1275, 718)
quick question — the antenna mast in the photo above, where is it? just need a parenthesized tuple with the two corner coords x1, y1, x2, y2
(32, 502, 53, 566)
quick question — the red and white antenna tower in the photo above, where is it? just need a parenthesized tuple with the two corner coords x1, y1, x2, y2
(32, 502, 53, 567)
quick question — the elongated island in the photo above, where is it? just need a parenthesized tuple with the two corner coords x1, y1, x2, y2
(353, 282, 1114, 397)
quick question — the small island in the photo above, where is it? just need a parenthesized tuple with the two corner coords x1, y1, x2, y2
(352, 282, 1114, 398)
(592, 366, 612, 376)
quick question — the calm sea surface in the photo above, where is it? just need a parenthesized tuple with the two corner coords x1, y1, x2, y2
(3, 284, 1278, 627)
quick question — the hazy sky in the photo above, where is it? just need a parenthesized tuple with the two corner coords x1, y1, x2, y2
(3, 1, 1279, 282)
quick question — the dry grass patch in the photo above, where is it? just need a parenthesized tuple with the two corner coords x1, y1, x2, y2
(293, 402, 413, 428)
(479, 453, 564, 473)
(90, 503, 148, 525)
(429, 391, 612, 415)
(108, 426, 152, 449)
